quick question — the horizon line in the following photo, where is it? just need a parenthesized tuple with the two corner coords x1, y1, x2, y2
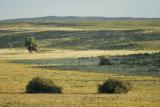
(1, 15, 160, 21)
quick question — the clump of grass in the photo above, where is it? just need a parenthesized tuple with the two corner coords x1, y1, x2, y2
(98, 78, 131, 94)
(98, 56, 113, 66)
(26, 77, 62, 93)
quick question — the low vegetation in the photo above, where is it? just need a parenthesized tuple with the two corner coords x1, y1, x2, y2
(98, 56, 113, 66)
(0, 49, 159, 107)
(26, 77, 62, 93)
(98, 78, 132, 94)
(116, 52, 160, 67)
(0, 20, 160, 50)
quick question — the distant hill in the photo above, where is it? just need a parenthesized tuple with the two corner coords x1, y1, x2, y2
(1, 16, 160, 23)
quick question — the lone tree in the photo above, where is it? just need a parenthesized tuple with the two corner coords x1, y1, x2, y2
(25, 37, 38, 53)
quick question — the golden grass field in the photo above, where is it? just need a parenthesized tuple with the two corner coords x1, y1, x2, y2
(0, 48, 160, 107)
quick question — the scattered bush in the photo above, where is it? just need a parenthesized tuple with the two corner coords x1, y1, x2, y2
(26, 77, 62, 93)
(98, 78, 131, 94)
(98, 56, 113, 66)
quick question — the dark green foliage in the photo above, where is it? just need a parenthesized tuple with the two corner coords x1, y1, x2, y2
(118, 52, 160, 67)
(98, 78, 131, 94)
(26, 77, 62, 93)
(98, 56, 113, 66)
(25, 37, 38, 53)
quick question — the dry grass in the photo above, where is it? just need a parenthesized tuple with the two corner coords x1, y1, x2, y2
(0, 48, 159, 60)
(0, 49, 160, 107)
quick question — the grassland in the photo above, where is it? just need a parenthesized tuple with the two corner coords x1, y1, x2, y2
(0, 20, 160, 50)
(0, 19, 160, 107)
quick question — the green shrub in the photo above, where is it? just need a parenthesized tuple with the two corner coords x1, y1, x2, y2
(26, 77, 62, 93)
(98, 56, 113, 66)
(98, 78, 131, 94)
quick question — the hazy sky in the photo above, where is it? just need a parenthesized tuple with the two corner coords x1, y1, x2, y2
(0, 0, 160, 20)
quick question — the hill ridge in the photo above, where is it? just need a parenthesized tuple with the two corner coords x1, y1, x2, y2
(1, 16, 160, 23)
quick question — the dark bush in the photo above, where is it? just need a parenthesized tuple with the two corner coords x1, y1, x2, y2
(98, 78, 131, 94)
(26, 77, 62, 93)
(98, 56, 113, 66)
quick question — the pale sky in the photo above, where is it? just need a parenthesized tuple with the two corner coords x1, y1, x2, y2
(0, 0, 160, 20)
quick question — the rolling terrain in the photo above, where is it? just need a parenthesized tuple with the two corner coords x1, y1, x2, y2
(0, 17, 160, 107)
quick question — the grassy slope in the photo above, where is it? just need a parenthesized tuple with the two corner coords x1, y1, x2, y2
(0, 20, 160, 107)
(0, 20, 160, 50)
